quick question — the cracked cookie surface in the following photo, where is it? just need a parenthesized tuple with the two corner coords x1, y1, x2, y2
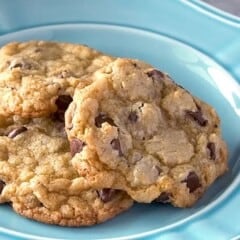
(0, 41, 113, 117)
(66, 58, 228, 207)
(0, 117, 133, 226)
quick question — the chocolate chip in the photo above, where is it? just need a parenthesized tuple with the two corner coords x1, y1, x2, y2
(111, 139, 123, 156)
(95, 113, 116, 128)
(53, 95, 72, 122)
(154, 192, 172, 203)
(0, 180, 5, 194)
(147, 69, 164, 80)
(128, 111, 138, 122)
(182, 171, 201, 193)
(55, 95, 72, 111)
(97, 189, 118, 203)
(70, 138, 86, 157)
(207, 142, 216, 160)
(52, 112, 64, 122)
(8, 126, 27, 138)
(186, 106, 208, 127)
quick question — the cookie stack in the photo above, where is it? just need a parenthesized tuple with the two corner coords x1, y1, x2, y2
(0, 41, 228, 226)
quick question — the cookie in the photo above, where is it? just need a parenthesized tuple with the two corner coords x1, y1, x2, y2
(66, 58, 228, 207)
(0, 117, 133, 226)
(0, 41, 113, 117)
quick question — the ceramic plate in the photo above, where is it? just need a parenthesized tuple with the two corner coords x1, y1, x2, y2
(0, 1, 239, 239)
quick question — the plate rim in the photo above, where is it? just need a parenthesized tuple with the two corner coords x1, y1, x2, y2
(0, 22, 239, 240)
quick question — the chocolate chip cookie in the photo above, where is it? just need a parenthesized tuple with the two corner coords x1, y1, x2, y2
(0, 117, 133, 226)
(66, 58, 228, 207)
(0, 41, 113, 117)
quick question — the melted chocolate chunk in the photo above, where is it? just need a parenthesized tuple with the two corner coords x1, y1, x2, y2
(182, 171, 201, 193)
(54, 95, 73, 122)
(147, 69, 164, 80)
(154, 192, 172, 203)
(207, 142, 216, 160)
(128, 111, 138, 123)
(95, 113, 116, 128)
(111, 139, 123, 156)
(8, 126, 27, 138)
(97, 189, 118, 203)
(0, 180, 5, 194)
(70, 138, 86, 157)
(186, 106, 208, 127)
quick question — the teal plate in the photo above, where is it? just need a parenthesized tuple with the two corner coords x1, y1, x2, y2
(0, 1, 239, 239)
